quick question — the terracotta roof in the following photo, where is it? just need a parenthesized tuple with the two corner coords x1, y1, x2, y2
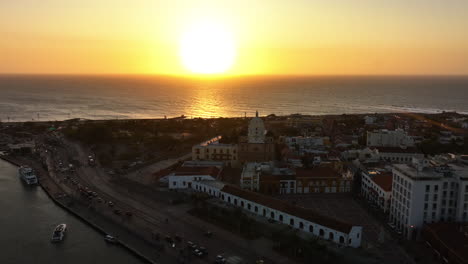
(371, 173, 393, 192)
(295, 167, 341, 179)
(173, 166, 220, 177)
(423, 222, 468, 264)
(220, 185, 354, 233)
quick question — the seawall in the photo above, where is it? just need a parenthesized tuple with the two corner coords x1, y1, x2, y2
(0, 155, 157, 264)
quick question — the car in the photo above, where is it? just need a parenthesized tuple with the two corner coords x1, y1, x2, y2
(113, 209, 122, 215)
(96, 198, 103, 203)
(193, 249, 203, 257)
(186, 241, 194, 248)
(91, 192, 98, 197)
(199, 246, 207, 255)
(108, 201, 114, 207)
(215, 255, 226, 264)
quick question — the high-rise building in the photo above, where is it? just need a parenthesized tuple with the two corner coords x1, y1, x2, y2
(389, 155, 468, 240)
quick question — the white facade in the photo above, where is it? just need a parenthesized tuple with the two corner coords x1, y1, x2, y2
(240, 162, 261, 191)
(248, 111, 266, 143)
(364, 116, 377, 125)
(367, 129, 415, 147)
(167, 175, 215, 189)
(283, 136, 325, 149)
(192, 181, 362, 248)
(389, 157, 468, 240)
(377, 150, 424, 164)
(361, 170, 392, 212)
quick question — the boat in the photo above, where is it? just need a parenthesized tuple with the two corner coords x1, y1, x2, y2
(104, 235, 118, 244)
(18, 166, 38, 185)
(51, 224, 67, 243)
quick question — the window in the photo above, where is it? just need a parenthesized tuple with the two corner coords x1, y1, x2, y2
(279, 215, 283, 222)
(309, 225, 314, 233)
(270, 212, 275, 219)
(319, 229, 324, 237)
(426, 185, 430, 192)
(329, 233, 334, 240)
(173, 182, 176, 186)
(290, 219, 294, 226)
(434, 185, 439, 192)
(241, 201, 244, 207)
(255, 206, 258, 213)
(339, 236, 345, 244)
(299, 222, 304, 229)
(433, 203, 437, 210)
(247, 203, 251, 210)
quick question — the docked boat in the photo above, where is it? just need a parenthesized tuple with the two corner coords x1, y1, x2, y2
(104, 235, 118, 244)
(51, 224, 67, 243)
(18, 166, 38, 185)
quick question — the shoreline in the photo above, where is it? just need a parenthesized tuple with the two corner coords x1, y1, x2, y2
(2, 111, 467, 124)
(0, 155, 157, 264)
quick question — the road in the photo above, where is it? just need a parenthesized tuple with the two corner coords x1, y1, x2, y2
(45, 133, 292, 264)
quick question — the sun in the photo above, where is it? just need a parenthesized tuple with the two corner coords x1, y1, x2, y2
(179, 21, 236, 75)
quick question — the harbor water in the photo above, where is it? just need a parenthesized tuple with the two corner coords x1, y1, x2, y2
(0, 159, 145, 264)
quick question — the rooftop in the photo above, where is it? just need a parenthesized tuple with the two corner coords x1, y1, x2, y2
(197, 180, 226, 189)
(372, 146, 421, 154)
(295, 167, 342, 179)
(221, 184, 355, 233)
(370, 173, 393, 192)
(423, 222, 468, 263)
(173, 166, 220, 177)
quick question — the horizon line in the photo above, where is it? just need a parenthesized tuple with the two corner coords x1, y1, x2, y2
(1, 73, 468, 78)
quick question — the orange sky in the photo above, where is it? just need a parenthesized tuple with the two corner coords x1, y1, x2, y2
(1, 0, 468, 75)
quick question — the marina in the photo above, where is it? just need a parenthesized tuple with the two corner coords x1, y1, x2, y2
(0, 159, 145, 264)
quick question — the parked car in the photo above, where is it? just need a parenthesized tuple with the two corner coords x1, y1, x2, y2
(215, 255, 226, 264)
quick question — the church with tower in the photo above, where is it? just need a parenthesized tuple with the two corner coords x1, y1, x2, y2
(238, 111, 275, 164)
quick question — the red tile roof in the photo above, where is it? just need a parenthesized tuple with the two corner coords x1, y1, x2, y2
(173, 166, 220, 177)
(371, 173, 393, 192)
(423, 222, 468, 264)
(221, 184, 354, 233)
(295, 167, 341, 179)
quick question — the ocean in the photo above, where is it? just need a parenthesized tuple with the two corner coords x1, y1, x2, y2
(0, 75, 467, 122)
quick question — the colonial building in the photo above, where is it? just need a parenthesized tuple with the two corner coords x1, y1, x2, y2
(238, 111, 275, 164)
(160, 166, 221, 189)
(191, 180, 362, 248)
(372, 146, 424, 164)
(367, 129, 415, 148)
(192, 136, 239, 167)
(361, 168, 393, 212)
(240, 162, 352, 195)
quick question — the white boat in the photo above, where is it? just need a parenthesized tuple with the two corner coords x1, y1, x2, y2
(18, 166, 38, 185)
(104, 235, 118, 244)
(51, 224, 67, 243)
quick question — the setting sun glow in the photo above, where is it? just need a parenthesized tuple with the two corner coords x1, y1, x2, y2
(179, 22, 236, 75)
